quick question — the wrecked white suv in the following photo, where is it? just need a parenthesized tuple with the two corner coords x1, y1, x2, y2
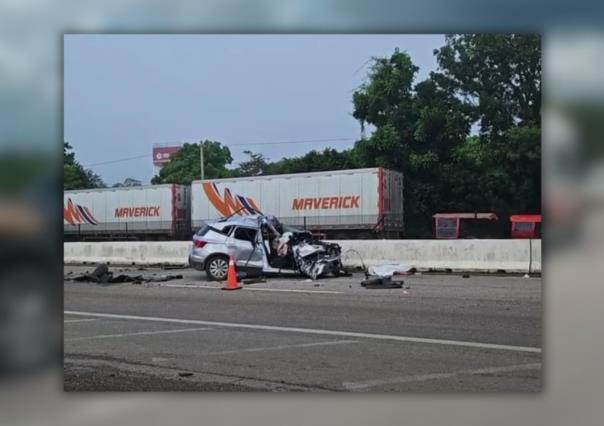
(188, 214, 344, 281)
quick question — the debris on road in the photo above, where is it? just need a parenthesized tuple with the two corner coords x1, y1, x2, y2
(354, 262, 412, 289)
(368, 263, 413, 278)
(242, 277, 267, 285)
(161, 265, 184, 270)
(354, 261, 415, 290)
(360, 276, 403, 289)
(66, 263, 183, 285)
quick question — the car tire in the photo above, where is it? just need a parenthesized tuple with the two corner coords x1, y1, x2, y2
(205, 255, 230, 281)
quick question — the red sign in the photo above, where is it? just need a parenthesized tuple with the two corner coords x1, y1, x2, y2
(153, 146, 182, 166)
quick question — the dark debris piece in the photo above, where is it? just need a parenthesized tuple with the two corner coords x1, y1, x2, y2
(361, 276, 403, 289)
(68, 263, 183, 285)
(161, 265, 183, 270)
(242, 277, 267, 285)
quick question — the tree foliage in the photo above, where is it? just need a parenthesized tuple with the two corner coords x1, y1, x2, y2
(268, 148, 357, 174)
(434, 34, 542, 229)
(64, 142, 105, 190)
(435, 34, 541, 135)
(349, 49, 477, 235)
(234, 150, 269, 177)
(347, 35, 540, 236)
(113, 178, 142, 187)
(151, 141, 233, 184)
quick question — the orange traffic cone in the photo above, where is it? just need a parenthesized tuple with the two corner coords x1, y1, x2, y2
(222, 256, 242, 290)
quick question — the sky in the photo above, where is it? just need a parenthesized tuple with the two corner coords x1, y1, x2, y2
(64, 34, 445, 185)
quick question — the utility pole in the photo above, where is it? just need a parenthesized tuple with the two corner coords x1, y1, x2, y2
(200, 142, 205, 180)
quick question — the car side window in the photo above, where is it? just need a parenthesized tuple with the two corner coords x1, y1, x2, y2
(221, 225, 234, 236)
(233, 227, 257, 243)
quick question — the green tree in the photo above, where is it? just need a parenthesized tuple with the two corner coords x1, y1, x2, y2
(236, 150, 269, 177)
(64, 142, 105, 190)
(353, 49, 418, 140)
(435, 34, 541, 134)
(348, 36, 541, 236)
(435, 34, 542, 217)
(351, 49, 473, 236)
(151, 140, 233, 184)
(266, 148, 356, 175)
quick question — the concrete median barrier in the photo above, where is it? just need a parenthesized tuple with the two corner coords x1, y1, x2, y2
(64, 242, 191, 266)
(64, 239, 541, 273)
(335, 239, 541, 273)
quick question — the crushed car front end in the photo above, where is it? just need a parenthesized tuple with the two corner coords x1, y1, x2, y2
(257, 215, 344, 279)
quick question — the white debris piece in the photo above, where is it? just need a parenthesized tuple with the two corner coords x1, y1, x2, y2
(368, 263, 412, 277)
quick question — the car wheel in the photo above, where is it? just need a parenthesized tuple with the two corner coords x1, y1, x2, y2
(205, 256, 230, 281)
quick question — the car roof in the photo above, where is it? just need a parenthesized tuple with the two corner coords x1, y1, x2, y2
(214, 215, 262, 228)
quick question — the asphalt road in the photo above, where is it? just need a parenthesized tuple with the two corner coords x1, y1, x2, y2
(64, 265, 542, 392)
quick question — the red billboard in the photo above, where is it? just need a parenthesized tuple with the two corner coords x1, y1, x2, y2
(152, 146, 182, 166)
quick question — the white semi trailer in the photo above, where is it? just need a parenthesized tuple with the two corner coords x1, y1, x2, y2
(191, 167, 404, 238)
(63, 184, 190, 240)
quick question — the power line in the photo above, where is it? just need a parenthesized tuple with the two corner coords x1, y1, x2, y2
(82, 137, 358, 167)
(353, 58, 373, 76)
(230, 137, 355, 147)
(83, 154, 150, 167)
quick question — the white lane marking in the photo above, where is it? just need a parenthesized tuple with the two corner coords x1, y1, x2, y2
(343, 362, 542, 390)
(64, 319, 101, 323)
(163, 283, 342, 294)
(64, 311, 541, 353)
(202, 340, 358, 356)
(244, 287, 342, 294)
(65, 327, 213, 342)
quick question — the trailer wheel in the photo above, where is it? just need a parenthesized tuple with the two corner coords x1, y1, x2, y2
(205, 255, 230, 281)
